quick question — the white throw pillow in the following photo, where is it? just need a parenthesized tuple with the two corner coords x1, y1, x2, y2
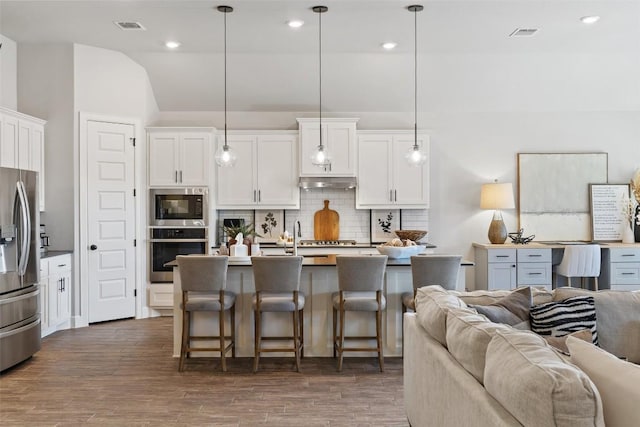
(567, 335, 640, 427)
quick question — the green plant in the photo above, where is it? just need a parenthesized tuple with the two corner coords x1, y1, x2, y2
(223, 222, 262, 240)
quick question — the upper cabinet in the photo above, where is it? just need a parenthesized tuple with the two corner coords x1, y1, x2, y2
(216, 131, 299, 209)
(298, 118, 357, 176)
(147, 127, 213, 187)
(0, 107, 46, 210)
(356, 131, 430, 209)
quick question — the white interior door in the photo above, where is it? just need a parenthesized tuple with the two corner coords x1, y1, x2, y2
(87, 120, 136, 323)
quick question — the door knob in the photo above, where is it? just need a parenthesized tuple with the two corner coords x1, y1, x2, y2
(90, 244, 98, 250)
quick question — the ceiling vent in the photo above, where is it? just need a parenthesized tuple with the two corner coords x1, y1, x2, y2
(114, 21, 146, 31)
(509, 28, 538, 37)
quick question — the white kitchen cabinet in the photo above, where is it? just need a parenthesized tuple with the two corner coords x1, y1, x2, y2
(40, 254, 72, 337)
(516, 248, 552, 289)
(149, 283, 174, 309)
(474, 244, 553, 290)
(600, 246, 640, 290)
(216, 131, 299, 209)
(147, 128, 213, 187)
(0, 108, 46, 210)
(356, 131, 430, 208)
(298, 118, 357, 176)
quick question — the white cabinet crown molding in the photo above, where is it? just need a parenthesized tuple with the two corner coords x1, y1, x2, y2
(0, 106, 47, 125)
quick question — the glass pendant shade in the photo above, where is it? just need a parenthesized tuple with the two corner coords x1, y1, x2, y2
(310, 143, 330, 166)
(405, 144, 427, 166)
(215, 142, 237, 167)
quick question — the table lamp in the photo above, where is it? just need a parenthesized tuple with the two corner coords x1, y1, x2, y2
(480, 182, 515, 244)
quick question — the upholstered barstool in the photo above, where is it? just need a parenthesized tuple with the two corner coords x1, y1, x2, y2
(177, 255, 235, 372)
(333, 255, 388, 372)
(402, 255, 462, 313)
(251, 256, 304, 373)
(554, 244, 601, 290)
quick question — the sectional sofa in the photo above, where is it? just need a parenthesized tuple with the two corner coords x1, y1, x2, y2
(403, 286, 640, 427)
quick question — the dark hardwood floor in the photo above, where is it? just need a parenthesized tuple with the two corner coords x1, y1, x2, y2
(0, 317, 407, 426)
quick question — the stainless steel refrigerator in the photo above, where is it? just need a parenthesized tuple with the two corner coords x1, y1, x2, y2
(0, 166, 40, 371)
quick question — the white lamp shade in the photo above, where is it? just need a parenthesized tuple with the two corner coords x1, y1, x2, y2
(480, 183, 515, 210)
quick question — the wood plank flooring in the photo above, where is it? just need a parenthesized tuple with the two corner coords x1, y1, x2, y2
(0, 317, 407, 426)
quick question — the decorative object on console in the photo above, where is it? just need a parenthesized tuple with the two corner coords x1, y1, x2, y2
(405, 5, 427, 167)
(214, 5, 237, 168)
(371, 209, 400, 243)
(309, 5, 331, 168)
(395, 229, 427, 242)
(508, 228, 535, 244)
(480, 181, 515, 244)
(254, 210, 284, 243)
(590, 183, 632, 242)
(631, 168, 640, 242)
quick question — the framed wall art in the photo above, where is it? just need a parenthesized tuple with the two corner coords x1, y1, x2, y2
(590, 183, 631, 241)
(254, 210, 284, 243)
(371, 209, 400, 243)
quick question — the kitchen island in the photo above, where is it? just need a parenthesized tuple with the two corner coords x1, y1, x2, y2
(169, 255, 473, 358)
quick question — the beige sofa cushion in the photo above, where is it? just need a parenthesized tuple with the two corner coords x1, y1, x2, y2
(415, 285, 470, 346)
(485, 328, 604, 427)
(567, 335, 640, 427)
(445, 308, 511, 384)
(452, 287, 553, 306)
(553, 287, 640, 363)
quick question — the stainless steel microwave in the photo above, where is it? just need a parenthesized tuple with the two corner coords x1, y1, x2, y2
(150, 188, 208, 226)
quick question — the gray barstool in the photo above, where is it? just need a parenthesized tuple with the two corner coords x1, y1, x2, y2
(402, 255, 462, 313)
(177, 255, 235, 372)
(333, 255, 388, 372)
(251, 256, 304, 373)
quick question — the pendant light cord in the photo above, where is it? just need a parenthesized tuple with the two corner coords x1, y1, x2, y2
(223, 9, 228, 150)
(318, 8, 323, 149)
(413, 7, 418, 150)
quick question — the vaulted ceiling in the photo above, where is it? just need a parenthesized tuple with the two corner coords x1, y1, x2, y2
(2, 0, 638, 112)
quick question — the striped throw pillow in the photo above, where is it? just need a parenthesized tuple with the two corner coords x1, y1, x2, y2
(530, 296, 598, 345)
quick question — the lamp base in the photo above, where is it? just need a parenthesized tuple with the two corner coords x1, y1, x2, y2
(488, 218, 508, 244)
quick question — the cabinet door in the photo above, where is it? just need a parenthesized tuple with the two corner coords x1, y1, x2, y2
(17, 120, 32, 170)
(216, 135, 256, 207)
(488, 263, 517, 290)
(48, 275, 61, 327)
(256, 134, 299, 208)
(59, 273, 71, 321)
(178, 132, 210, 185)
(34, 124, 45, 211)
(1, 114, 18, 168)
(324, 122, 356, 176)
(392, 134, 429, 207)
(148, 133, 179, 186)
(356, 134, 393, 207)
(299, 122, 326, 175)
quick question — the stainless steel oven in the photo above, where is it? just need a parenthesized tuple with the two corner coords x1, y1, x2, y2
(148, 228, 207, 282)
(150, 188, 208, 227)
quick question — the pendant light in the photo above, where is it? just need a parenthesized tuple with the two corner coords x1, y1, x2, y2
(310, 5, 331, 168)
(214, 5, 237, 167)
(406, 5, 427, 167)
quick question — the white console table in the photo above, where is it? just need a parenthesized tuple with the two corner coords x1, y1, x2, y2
(473, 242, 640, 291)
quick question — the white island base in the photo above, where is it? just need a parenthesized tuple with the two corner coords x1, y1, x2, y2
(171, 259, 418, 358)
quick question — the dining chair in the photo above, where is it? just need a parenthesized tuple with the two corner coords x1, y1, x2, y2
(554, 244, 601, 290)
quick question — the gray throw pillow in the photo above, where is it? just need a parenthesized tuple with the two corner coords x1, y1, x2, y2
(470, 286, 532, 326)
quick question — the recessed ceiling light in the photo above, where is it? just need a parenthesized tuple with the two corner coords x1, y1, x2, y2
(165, 41, 181, 49)
(580, 15, 600, 24)
(382, 42, 397, 50)
(287, 20, 304, 28)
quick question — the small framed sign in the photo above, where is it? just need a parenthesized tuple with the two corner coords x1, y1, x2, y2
(590, 184, 631, 241)
(371, 209, 401, 243)
(254, 210, 284, 243)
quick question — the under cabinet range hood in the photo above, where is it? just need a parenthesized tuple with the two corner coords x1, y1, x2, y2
(299, 176, 357, 190)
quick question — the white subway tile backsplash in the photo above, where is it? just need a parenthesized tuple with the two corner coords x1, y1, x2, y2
(218, 190, 429, 244)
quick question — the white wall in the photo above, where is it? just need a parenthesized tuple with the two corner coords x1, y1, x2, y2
(0, 34, 17, 110)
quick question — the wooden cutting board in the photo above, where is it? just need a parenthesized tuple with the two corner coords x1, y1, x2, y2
(314, 200, 339, 240)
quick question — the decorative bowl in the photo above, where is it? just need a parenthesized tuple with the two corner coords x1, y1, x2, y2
(395, 230, 428, 242)
(376, 244, 426, 259)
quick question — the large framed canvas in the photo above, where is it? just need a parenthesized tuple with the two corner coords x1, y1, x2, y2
(590, 184, 631, 241)
(371, 209, 401, 243)
(518, 153, 608, 241)
(254, 210, 284, 243)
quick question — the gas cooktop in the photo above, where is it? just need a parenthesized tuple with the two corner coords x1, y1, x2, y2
(298, 240, 357, 246)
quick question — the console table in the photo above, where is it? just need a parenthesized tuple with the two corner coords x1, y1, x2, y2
(473, 242, 640, 291)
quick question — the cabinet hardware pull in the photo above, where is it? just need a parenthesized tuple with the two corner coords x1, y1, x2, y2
(528, 272, 542, 275)
(395, 190, 397, 202)
(179, 171, 183, 182)
(58, 264, 66, 267)
(258, 190, 261, 202)
(528, 254, 542, 257)
(175, 171, 178, 182)
(621, 272, 634, 275)
(621, 254, 636, 257)
(496, 255, 509, 258)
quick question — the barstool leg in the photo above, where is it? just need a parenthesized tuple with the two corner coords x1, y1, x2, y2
(253, 308, 261, 373)
(179, 309, 189, 372)
(230, 304, 236, 358)
(338, 303, 346, 372)
(376, 307, 384, 372)
(299, 309, 304, 358)
(332, 307, 338, 358)
(219, 307, 226, 372)
(293, 310, 300, 372)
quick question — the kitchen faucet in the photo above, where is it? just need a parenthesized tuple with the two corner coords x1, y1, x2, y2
(292, 220, 301, 256)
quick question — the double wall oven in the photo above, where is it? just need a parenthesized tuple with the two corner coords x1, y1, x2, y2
(149, 188, 208, 283)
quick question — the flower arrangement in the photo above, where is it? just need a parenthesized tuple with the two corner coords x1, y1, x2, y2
(631, 169, 640, 203)
(622, 196, 635, 228)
